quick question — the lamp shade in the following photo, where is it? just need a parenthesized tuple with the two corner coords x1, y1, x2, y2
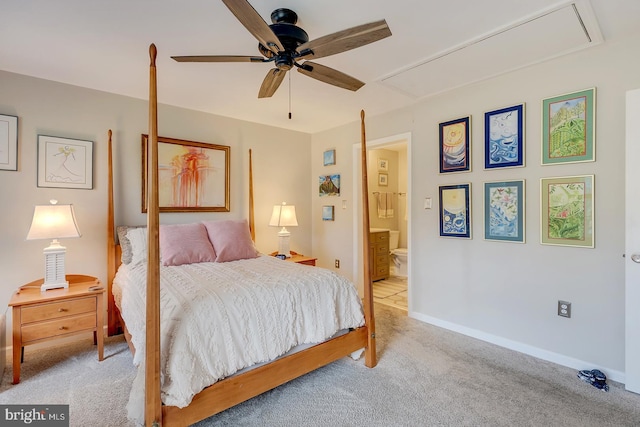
(269, 203, 298, 228)
(27, 202, 81, 240)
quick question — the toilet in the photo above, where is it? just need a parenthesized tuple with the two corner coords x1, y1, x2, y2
(388, 230, 408, 277)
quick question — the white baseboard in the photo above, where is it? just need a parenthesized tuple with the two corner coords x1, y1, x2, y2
(409, 310, 626, 384)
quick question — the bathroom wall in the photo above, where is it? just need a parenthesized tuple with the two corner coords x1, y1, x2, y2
(368, 147, 408, 248)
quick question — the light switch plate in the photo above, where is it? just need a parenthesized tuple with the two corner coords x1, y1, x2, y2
(424, 198, 432, 209)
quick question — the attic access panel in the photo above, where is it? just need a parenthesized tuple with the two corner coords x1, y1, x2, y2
(380, 1, 602, 99)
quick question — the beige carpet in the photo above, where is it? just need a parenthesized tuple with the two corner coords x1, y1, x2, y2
(2, 304, 640, 426)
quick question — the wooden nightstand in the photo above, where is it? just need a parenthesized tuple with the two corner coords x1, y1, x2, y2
(270, 251, 317, 266)
(9, 275, 105, 384)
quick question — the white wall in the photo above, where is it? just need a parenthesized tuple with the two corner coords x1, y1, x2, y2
(312, 35, 640, 377)
(0, 71, 312, 322)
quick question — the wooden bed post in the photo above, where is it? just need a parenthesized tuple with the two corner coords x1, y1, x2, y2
(106, 130, 118, 336)
(145, 43, 162, 427)
(360, 110, 377, 368)
(248, 149, 255, 241)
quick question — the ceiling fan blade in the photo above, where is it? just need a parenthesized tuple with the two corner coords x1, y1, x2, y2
(297, 61, 364, 92)
(258, 68, 286, 98)
(222, 0, 283, 54)
(297, 19, 391, 60)
(171, 55, 265, 63)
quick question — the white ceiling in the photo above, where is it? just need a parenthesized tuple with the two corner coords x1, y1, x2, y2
(1, 0, 639, 134)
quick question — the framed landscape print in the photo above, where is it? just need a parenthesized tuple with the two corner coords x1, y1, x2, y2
(542, 88, 595, 165)
(37, 135, 93, 189)
(142, 134, 230, 212)
(323, 149, 336, 166)
(484, 104, 524, 169)
(540, 175, 594, 248)
(322, 205, 335, 221)
(319, 174, 340, 196)
(439, 116, 471, 173)
(439, 183, 471, 238)
(0, 114, 18, 171)
(484, 180, 525, 243)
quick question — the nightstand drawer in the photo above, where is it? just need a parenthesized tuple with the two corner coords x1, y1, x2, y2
(21, 312, 97, 343)
(21, 297, 96, 324)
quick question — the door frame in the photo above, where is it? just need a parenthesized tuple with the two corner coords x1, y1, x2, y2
(625, 88, 640, 393)
(352, 132, 412, 310)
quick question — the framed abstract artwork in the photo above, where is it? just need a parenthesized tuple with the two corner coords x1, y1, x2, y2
(0, 114, 18, 171)
(542, 88, 595, 165)
(439, 116, 471, 173)
(540, 175, 594, 248)
(142, 134, 230, 212)
(439, 183, 471, 238)
(319, 174, 340, 196)
(484, 180, 525, 243)
(323, 149, 336, 166)
(37, 135, 93, 189)
(322, 205, 335, 221)
(484, 104, 525, 169)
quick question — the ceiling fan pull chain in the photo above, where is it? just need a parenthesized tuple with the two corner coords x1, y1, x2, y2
(288, 71, 292, 119)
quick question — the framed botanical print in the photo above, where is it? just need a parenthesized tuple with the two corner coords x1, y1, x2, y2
(540, 175, 594, 248)
(542, 88, 595, 165)
(439, 116, 471, 173)
(439, 183, 471, 238)
(484, 104, 525, 169)
(484, 180, 525, 243)
(378, 173, 388, 186)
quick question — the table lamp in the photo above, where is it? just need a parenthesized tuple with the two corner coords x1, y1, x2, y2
(26, 200, 81, 291)
(269, 202, 298, 258)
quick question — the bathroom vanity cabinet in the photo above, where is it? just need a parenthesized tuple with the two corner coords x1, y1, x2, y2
(370, 230, 390, 281)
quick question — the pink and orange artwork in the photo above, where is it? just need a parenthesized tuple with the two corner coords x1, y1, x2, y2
(142, 135, 230, 212)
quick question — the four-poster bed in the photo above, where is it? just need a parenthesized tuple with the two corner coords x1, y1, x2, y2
(106, 44, 376, 427)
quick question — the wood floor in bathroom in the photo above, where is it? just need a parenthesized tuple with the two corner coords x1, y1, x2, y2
(373, 275, 407, 311)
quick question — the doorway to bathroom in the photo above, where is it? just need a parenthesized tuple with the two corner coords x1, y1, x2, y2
(352, 132, 411, 313)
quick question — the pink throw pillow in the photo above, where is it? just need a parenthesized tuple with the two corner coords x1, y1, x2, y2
(160, 223, 216, 266)
(202, 220, 258, 263)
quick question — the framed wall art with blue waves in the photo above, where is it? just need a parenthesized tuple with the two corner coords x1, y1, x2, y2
(439, 183, 471, 239)
(484, 104, 525, 169)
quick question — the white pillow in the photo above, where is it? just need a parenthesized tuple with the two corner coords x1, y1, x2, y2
(127, 227, 148, 266)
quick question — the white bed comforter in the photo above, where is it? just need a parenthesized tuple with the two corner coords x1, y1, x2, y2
(112, 255, 365, 423)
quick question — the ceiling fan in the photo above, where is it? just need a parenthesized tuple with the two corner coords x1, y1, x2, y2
(171, 0, 392, 98)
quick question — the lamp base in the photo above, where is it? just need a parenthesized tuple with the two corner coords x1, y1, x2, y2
(41, 281, 69, 292)
(277, 228, 292, 258)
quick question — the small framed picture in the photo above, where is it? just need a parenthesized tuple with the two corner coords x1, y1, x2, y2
(540, 175, 594, 248)
(485, 104, 525, 169)
(37, 135, 93, 189)
(322, 205, 335, 221)
(542, 88, 595, 165)
(439, 183, 471, 238)
(0, 114, 18, 171)
(378, 173, 388, 186)
(439, 116, 471, 173)
(319, 174, 340, 196)
(323, 149, 336, 166)
(484, 180, 525, 243)
(378, 158, 388, 171)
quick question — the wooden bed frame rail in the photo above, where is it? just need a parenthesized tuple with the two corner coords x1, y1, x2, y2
(106, 44, 376, 427)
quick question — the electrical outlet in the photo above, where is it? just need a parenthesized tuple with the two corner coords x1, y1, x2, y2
(335, 259, 340, 268)
(558, 300, 571, 318)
